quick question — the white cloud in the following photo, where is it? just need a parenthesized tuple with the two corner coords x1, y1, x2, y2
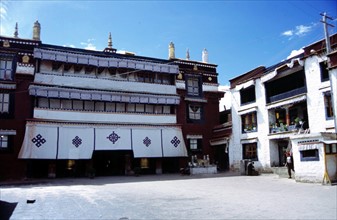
(295, 25, 311, 36)
(282, 24, 313, 39)
(0, 1, 9, 35)
(287, 48, 304, 59)
(282, 30, 293, 37)
(80, 39, 97, 50)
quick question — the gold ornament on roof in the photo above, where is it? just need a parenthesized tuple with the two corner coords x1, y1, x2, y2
(3, 40, 10, 47)
(22, 55, 30, 63)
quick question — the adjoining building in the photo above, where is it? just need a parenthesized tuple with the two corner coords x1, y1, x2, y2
(229, 33, 337, 183)
(0, 22, 41, 180)
(0, 22, 224, 180)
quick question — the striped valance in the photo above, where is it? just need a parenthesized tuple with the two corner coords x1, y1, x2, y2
(29, 85, 180, 105)
(34, 48, 179, 75)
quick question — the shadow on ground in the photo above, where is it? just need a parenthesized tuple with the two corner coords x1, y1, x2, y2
(0, 200, 17, 220)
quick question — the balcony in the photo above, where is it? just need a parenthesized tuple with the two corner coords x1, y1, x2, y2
(267, 87, 307, 103)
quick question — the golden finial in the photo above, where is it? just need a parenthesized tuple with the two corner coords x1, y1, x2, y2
(169, 42, 175, 59)
(33, 20, 41, 41)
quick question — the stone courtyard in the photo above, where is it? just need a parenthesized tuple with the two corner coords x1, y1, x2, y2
(0, 173, 336, 219)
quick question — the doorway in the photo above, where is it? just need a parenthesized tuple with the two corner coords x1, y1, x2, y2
(278, 141, 288, 166)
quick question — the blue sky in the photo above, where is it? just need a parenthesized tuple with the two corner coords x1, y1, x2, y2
(1, 0, 336, 85)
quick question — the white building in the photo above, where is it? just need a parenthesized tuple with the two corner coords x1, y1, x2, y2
(228, 34, 337, 183)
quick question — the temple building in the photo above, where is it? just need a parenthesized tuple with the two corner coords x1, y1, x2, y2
(0, 22, 224, 179)
(228, 33, 337, 183)
(0, 22, 40, 179)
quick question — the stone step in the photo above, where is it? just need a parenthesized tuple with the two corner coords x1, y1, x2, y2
(271, 167, 295, 178)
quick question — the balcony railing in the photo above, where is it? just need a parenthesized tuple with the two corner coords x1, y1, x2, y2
(270, 124, 309, 134)
(267, 87, 307, 103)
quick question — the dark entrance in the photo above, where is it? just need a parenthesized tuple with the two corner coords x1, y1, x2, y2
(278, 141, 288, 166)
(92, 150, 132, 176)
(214, 144, 229, 171)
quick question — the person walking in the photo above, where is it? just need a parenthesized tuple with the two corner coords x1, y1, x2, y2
(285, 151, 295, 178)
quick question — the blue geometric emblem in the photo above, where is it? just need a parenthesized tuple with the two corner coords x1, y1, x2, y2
(107, 131, 120, 144)
(32, 134, 46, 148)
(170, 136, 180, 148)
(72, 136, 82, 148)
(143, 137, 151, 147)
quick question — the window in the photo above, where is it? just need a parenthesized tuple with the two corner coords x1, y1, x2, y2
(73, 100, 83, 110)
(0, 56, 14, 80)
(106, 102, 116, 112)
(95, 102, 105, 111)
(61, 100, 72, 109)
(0, 135, 8, 149)
(243, 143, 258, 161)
(188, 104, 202, 121)
(136, 104, 144, 113)
(300, 149, 319, 161)
(186, 76, 201, 96)
(325, 144, 337, 154)
(116, 103, 125, 112)
(145, 105, 154, 113)
(241, 112, 257, 133)
(324, 92, 334, 119)
(320, 61, 329, 82)
(0, 93, 10, 113)
(189, 138, 202, 151)
(127, 103, 135, 112)
(84, 101, 95, 111)
(240, 86, 256, 105)
(50, 99, 61, 109)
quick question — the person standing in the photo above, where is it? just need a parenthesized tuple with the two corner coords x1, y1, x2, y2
(286, 152, 294, 178)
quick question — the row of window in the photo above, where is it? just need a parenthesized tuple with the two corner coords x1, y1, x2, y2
(37, 98, 173, 114)
(51, 62, 175, 85)
(242, 143, 337, 162)
(239, 62, 330, 106)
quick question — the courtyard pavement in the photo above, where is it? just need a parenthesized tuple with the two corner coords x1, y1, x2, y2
(0, 172, 336, 220)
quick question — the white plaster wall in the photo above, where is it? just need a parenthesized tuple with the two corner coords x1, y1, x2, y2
(291, 138, 325, 183)
(229, 88, 242, 170)
(255, 78, 271, 170)
(34, 73, 177, 95)
(304, 56, 330, 133)
(34, 108, 177, 124)
(229, 78, 272, 171)
(330, 68, 337, 132)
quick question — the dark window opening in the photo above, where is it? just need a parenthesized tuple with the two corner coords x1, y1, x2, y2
(241, 112, 257, 133)
(265, 69, 306, 103)
(242, 143, 258, 161)
(320, 61, 329, 82)
(300, 149, 319, 161)
(240, 86, 256, 105)
(324, 93, 334, 119)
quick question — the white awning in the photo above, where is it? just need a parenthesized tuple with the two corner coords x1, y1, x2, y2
(19, 121, 187, 159)
(320, 140, 337, 144)
(238, 107, 258, 115)
(266, 94, 306, 110)
(29, 85, 180, 105)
